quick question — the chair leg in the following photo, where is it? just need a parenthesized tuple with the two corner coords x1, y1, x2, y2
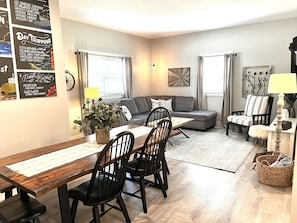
(92, 205, 101, 223)
(70, 199, 79, 221)
(139, 177, 147, 213)
(155, 173, 167, 198)
(246, 127, 250, 141)
(117, 194, 131, 223)
(226, 122, 229, 135)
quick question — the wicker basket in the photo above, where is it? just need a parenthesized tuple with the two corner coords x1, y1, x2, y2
(256, 154, 294, 187)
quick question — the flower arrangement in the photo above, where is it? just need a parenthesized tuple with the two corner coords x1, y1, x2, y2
(74, 98, 121, 135)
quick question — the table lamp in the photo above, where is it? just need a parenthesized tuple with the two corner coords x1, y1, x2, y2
(84, 87, 100, 105)
(267, 73, 297, 153)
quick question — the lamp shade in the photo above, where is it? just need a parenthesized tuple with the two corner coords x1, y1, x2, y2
(84, 87, 100, 99)
(267, 73, 297, 94)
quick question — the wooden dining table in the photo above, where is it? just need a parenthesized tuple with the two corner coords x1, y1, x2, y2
(0, 124, 180, 222)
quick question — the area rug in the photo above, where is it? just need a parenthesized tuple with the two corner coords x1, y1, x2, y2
(165, 127, 254, 173)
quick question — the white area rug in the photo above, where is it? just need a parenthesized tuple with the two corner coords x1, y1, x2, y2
(166, 127, 254, 173)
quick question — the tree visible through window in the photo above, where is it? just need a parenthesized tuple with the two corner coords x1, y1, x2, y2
(88, 54, 125, 99)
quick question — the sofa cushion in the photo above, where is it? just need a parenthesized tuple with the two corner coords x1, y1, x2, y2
(172, 110, 217, 121)
(175, 96, 194, 112)
(120, 105, 132, 120)
(120, 98, 139, 115)
(160, 99, 173, 112)
(151, 99, 160, 110)
(134, 97, 150, 113)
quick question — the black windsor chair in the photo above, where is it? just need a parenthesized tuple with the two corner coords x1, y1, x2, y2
(68, 131, 135, 223)
(124, 119, 172, 213)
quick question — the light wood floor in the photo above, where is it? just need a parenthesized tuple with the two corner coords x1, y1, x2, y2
(5, 144, 291, 223)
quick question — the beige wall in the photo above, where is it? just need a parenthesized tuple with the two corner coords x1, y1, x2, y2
(61, 19, 152, 138)
(0, 0, 69, 157)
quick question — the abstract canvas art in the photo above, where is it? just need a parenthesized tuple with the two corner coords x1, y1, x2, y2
(168, 67, 190, 87)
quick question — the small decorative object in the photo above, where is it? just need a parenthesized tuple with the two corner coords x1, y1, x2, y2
(284, 93, 297, 118)
(242, 65, 272, 97)
(74, 97, 121, 143)
(168, 67, 190, 87)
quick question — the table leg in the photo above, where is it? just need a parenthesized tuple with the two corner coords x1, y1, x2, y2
(57, 184, 73, 223)
(177, 128, 190, 138)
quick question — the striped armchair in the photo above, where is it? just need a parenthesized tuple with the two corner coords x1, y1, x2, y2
(225, 95, 274, 141)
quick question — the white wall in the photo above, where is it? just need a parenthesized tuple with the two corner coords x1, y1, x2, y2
(0, 0, 69, 157)
(60, 19, 152, 137)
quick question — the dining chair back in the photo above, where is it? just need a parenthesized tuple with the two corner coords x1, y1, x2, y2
(125, 119, 172, 213)
(144, 106, 171, 188)
(68, 131, 135, 223)
(145, 106, 171, 127)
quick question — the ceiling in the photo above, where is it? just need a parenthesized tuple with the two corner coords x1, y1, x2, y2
(59, 0, 297, 39)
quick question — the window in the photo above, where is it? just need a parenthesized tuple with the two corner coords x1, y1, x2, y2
(88, 54, 125, 99)
(202, 55, 224, 95)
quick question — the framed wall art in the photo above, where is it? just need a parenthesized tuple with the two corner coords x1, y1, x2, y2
(242, 65, 272, 97)
(168, 67, 190, 87)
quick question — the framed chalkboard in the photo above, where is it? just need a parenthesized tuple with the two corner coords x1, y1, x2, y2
(0, 10, 12, 55)
(10, 0, 51, 30)
(17, 72, 56, 98)
(13, 27, 54, 70)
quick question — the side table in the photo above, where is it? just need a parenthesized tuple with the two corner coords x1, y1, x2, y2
(267, 117, 297, 159)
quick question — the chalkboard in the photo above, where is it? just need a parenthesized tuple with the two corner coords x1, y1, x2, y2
(0, 10, 12, 55)
(13, 27, 54, 70)
(18, 72, 56, 98)
(10, 0, 51, 30)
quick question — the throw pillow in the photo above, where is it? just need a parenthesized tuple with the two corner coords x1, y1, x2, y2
(160, 99, 173, 112)
(120, 105, 132, 121)
(151, 99, 160, 110)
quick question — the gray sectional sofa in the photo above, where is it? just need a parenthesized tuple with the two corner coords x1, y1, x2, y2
(119, 95, 217, 131)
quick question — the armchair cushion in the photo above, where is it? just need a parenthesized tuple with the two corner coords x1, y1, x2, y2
(227, 115, 252, 127)
(244, 95, 269, 116)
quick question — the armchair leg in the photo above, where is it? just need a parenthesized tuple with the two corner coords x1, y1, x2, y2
(246, 127, 250, 141)
(226, 122, 229, 135)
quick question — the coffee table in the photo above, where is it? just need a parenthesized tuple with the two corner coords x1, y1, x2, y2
(171, 117, 194, 138)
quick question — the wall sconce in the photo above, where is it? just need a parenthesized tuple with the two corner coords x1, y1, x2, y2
(152, 64, 156, 71)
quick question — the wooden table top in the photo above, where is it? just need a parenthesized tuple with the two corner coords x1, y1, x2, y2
(0, 125, 180, 197)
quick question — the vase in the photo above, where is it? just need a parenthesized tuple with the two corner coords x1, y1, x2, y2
(288, 107, 296, 118)
(95, 129, 110, 144)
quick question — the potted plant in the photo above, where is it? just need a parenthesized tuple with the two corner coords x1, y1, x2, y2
(74, 98, 121, 143)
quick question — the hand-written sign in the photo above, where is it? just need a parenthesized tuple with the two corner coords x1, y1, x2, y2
(0, 58, 14, 86)
(13, 27, 54, 70)
(18, 72, 57, 98)
(10, 0, 51, 30)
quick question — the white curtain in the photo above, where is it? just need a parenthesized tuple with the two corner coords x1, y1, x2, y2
(221, 53, 233, 127)
(76, 51, 89, 108)
(124, 57, 132, 98)
(197, 56, 206, 110)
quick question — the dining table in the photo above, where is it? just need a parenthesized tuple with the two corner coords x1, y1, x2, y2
(0, 124, 180, 222)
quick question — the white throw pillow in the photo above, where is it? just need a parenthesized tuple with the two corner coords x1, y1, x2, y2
(120, 105, 132, 121)
(160, 99, 173, 112)
(151, 99, 161, 110)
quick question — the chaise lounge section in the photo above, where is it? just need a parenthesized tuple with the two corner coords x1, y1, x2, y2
(119, 95, 217, 131)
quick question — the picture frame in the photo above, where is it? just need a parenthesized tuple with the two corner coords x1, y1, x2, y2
(242, 65, 272, 97)
(168, 67, 190, 87)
